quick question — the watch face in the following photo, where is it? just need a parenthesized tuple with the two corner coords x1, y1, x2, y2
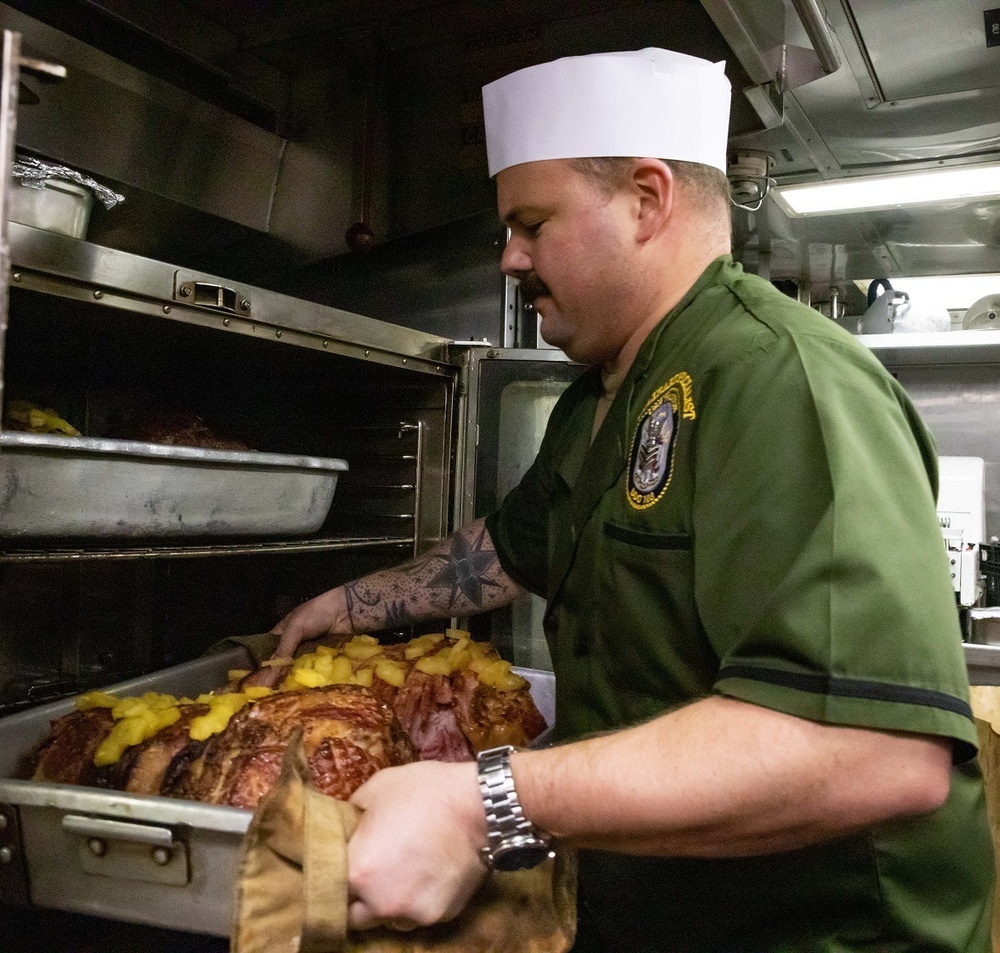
(492, 842, 552, 872)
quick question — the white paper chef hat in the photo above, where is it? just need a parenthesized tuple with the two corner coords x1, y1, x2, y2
(482, 48, 731, 177)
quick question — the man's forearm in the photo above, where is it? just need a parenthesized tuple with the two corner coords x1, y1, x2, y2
(513, 695, 952, 857)
(343, 518, 525, 633)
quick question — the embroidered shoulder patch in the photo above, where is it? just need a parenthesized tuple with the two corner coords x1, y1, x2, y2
(627, 372, 696, 510)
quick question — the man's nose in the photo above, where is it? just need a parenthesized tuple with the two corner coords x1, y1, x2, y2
(500, 235, 532, 277)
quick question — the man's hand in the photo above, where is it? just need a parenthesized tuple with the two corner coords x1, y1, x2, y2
(245, 588, 352, 686)
(346, 759, 488, 930)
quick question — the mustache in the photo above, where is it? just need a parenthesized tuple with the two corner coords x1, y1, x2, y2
(518, 273, 550, 306)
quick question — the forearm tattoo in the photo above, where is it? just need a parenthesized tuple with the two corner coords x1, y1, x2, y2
(343, 521, 519, 632)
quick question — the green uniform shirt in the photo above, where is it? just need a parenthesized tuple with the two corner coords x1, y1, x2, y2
(486, 257, 994, 952)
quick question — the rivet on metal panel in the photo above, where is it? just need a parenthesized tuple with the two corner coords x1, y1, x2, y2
(223, 318, 230, 326)
(152, 847, 172, 866)
(365, 349, 370, 356)
(276, 330, 282, 338)
(88, 838, 106, 857)
(163, 306, 171, 314)
(0, 846, 12, 864)
(94, 290, 103, 299)
(12, 272, 20, 282)
(402, 358, 407, 364)
(240, 299, 250, 311)
(322, 340, 329, 348)
(178, 285, 192, 297)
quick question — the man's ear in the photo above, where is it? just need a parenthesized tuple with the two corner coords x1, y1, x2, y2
(632, 158, 674, 243)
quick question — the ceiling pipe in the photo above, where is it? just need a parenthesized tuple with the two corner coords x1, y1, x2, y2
(789, 0, 841, 75)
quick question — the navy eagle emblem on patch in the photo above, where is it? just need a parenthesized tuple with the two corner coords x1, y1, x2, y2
(627, 372, 696, 509)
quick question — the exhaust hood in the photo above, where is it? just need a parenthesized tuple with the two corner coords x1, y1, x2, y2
(2, 0, 998, 302)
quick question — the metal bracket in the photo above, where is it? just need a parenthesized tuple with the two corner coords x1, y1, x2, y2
(743, 80, 784, 129)
(756, 41, 831, 104)
(61, 813, 190, 887)
(174, 270, 252, 315)
(0, 803, 30, 906)
(17, 55, 66, 83)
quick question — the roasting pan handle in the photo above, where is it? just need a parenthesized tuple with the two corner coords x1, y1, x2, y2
(61, 814, 175, 847)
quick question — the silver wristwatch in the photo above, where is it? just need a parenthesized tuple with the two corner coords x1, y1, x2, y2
(476, 744, 554, 871)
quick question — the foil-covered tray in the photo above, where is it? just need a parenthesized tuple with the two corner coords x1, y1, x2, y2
(0, 649, 555, 935)
(0, 432, 348, 538)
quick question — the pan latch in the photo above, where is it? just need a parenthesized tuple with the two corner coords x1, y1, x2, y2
(174, 271, 251, 315)
(61, 813, 190, 886)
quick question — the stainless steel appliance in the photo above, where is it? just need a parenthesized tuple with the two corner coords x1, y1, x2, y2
(0, 220, 563, 936)
(0, 220, 456, 707)
(938, 456, 986, 608)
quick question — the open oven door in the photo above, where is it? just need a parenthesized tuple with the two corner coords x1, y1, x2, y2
(451, 345, 585, 671)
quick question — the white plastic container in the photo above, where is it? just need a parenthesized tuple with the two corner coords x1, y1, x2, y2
(9, 177, 95, 239)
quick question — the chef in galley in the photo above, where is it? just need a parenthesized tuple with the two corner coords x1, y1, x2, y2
(264, 48, 995, 952)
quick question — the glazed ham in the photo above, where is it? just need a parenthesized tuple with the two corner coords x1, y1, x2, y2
(32, 703, 210, 794)
(103, 704, 210, 795)
(393, 670, 475, 762)
(114, 410, 250, 451)
(31, 633, 548, 809)
(452, 670, 548, 752)
(162, 685, 416, 808)
(31, 707, 115, 786)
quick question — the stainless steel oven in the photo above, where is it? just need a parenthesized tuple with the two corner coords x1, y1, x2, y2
(0, 71, 568, 937)
(0, 178, 465, 936)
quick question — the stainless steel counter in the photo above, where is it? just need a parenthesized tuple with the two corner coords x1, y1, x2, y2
(964, 643, 1000, 686)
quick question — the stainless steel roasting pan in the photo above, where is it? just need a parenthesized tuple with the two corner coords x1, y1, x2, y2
(0, 432, 349, 538)
(0, 648, 555, 935)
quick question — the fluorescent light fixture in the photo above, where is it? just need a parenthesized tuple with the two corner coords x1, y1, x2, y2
(773, 163, 1000, 217)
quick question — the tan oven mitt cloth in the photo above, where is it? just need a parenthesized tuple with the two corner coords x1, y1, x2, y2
(203, 632, 282, 668)
(231, 736, 577, 953)
(203, 632, 350, 671)
(231, 731, 355, 953)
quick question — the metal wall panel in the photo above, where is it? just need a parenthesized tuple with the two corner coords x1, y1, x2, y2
(0, 5, 286, 233)
(890, 362, 1000, 539)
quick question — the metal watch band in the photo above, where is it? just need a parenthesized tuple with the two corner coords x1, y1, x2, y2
(476, 744, 551, 868)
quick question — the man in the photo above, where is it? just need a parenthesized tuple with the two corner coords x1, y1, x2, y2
(265, 49, 994, 951)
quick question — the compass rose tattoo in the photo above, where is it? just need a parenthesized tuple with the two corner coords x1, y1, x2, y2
(426, 525, 504, 606)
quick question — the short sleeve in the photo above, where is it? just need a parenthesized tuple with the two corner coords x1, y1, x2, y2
(692, 330, 976, 760)
(485, 453, 555, 597)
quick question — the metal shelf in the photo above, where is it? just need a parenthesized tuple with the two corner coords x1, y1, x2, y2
(860, 330, 1000, 366)
(0, 535, 413, 563)
(965, 643, 1000, 685)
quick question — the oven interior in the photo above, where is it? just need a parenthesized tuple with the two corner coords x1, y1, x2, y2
(0, 281, 454, 716)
